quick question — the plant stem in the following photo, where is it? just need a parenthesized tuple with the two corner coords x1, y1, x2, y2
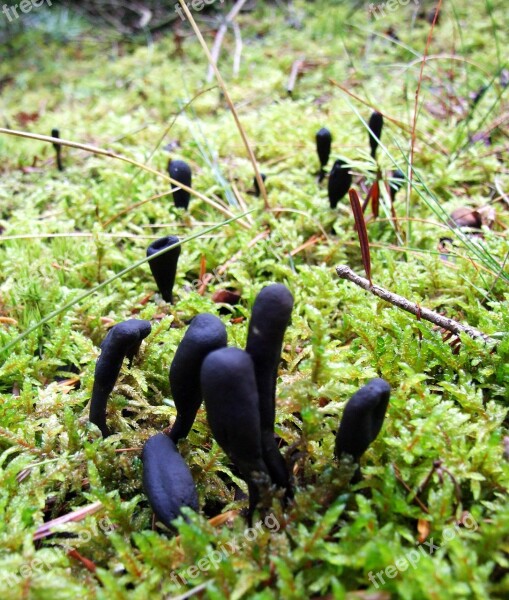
(336, 265, 497, 344)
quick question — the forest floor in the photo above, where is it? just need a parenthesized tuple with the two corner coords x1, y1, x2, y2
(0, 1, 508, 598)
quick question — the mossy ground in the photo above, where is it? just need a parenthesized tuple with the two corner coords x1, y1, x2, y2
(0, 1, 508, 598)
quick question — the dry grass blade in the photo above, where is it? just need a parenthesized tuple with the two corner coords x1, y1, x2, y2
(0, 128, 250, 229)
(178, 1, 269, 210)
(34, 502, 103, 541)
(349, 188, 372, 285)
(207, 0, 248, 82)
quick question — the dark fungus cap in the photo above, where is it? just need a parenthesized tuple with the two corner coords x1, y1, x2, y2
(146, 236, 181, 303)
(169, 314, 227, 443)
(316, 127, 332, 168)
(142, 433, 199, 528)
(168, 159, 192, 210)
(89, 319, 151, 437)
(328, 159, 352, 209)
(390, 169, 405, 202)
(368, 111, 384, 159)
(201, 347, 270, 516)
(335, 378, 391, 464)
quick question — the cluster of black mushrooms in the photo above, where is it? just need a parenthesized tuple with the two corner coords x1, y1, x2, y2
(86, 117, 395, 529)
(89, 284, 390, 528)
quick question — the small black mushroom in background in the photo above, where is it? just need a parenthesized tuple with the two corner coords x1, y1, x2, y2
(168, 159, 192, 210)
(253, 173, 267, 197)
(201, 347, 272, 521)
(146, 235, 181, 303)
(169, 314, 227, 443)
(368, 111, 384, 159)
(245, 284, 294, 498)
(51, 128, 64, 172)
(89, 319, 152, 437)
(334, 378, 390, 482)
(328, 159, 352, 209)
(142, 433, 199, 529)
(389, 169, 405, 202)
(316, 127, 332, 182)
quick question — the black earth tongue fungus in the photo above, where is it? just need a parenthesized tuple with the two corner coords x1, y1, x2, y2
(146, 235, 181, 303)
(168, 159, 192, 210)
(253, 173, 267, 197)
(245, 284, 294, 498)
(51, 128, 64, 172)
(316, 127, 332, 182)
(389, 168, 405, 202)
(201, 347, 272, 522)
(142, 433, 199, 529)
(334, 378, 391, 483)
(327, 159, 352, 209)
(89, 319, 152, 437)
(368, 111, 384, 160)
(168, 314, 227, 443)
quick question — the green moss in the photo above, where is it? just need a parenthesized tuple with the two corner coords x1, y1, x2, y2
(0, 0, 508, 597)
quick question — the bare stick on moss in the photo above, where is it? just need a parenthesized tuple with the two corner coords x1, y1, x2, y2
(336, 265, 496, 344)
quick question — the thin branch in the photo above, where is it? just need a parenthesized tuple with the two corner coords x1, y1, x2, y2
(179, 0, 269, 210)
(336, 265, 497, 344)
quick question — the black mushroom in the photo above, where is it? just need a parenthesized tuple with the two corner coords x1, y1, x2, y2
(328, 159, 352, 209)
(89, 319, 152, 437)
(51, 128, 64, 172)
(201, 347, 271, 519)
(389, 168, 405, 202)
(168, 159, 192, 210)
(316, 127, 332, 182)
(169, 314, 227, 443)
(245, 284, 294, 497)
(334, 378, 391, 482)
(142, 433, 199, 528)
(146, 235, 181, 303)
(368, 111, 384, 159)
(253, 173, 267, 197)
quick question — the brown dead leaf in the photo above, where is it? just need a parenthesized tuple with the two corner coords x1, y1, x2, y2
(417, 518, 430, 543)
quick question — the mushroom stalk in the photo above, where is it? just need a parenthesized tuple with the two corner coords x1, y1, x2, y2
(89, 319, 151, 437)
(169, 314, 227, 443)
(245, 284, 294, 496)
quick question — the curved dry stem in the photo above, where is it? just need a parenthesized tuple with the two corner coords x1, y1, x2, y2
(0, 128, 251, 230)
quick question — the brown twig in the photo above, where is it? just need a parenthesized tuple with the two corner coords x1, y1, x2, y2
(336, 265, 497, 344)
